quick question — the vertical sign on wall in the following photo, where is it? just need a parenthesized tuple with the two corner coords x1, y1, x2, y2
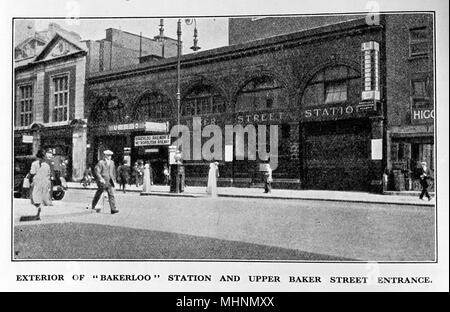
(371, 139, 383, 160)
(361, 41, 380, 101)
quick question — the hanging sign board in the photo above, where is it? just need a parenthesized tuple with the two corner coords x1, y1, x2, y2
(145, 121, 169, 133)
(135, 134, 171, 146)
(371, 139, 383, 160)
(22, 135, 33, 143)
(169, 145, 178, 165)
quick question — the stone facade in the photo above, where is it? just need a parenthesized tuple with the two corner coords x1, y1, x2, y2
(14, 32, 88, 181)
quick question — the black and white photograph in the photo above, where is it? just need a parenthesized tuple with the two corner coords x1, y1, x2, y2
(1, 0, 448, 293)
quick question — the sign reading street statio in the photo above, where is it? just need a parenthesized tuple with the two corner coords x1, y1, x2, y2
(135, 134, 171, 146)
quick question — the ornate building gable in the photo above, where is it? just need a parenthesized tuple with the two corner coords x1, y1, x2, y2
(34, 33, 86, 63)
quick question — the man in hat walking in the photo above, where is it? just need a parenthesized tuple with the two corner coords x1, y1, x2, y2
(90, 150, 119, 214)
(419, 161, 432, 201)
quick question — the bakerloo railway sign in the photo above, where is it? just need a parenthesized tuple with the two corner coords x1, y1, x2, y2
(135, 134, 171, 146)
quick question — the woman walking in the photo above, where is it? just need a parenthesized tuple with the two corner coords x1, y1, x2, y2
(206, 162, 219, 197)
(29, 149, 52, 220)
(142, 162, 152, 193)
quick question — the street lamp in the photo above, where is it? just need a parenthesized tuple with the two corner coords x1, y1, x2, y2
(176, 18, 201, 128)
(165, 18, 200, 193)
(157, 19, 201, 128)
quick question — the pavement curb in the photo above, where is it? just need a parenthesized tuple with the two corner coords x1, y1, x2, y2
(140, 192, 205, 198)
(67, 185, 434, 207)
(383, 191, 436, 197)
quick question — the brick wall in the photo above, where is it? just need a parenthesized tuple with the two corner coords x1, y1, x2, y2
(86, 28, 179, 72)
(229, 15, 365, 45)
(87, 18, 384, 182)
(384, 13, 434, 128)
(85, 40, 100, 73)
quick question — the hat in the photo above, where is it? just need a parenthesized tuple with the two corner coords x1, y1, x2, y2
(421, 161, 427, 165)
(45, 148, 53, 154)
(103, 150, 114, 155)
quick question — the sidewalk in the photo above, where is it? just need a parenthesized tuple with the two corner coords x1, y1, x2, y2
(67, 182, 435, 207)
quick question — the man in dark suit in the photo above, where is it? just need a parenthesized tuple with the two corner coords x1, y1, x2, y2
(90, 150, 119, 214)
(419, 161, 432, 201)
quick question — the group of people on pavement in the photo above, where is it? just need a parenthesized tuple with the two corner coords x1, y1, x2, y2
(24, 147, 433, 220)
(87, 150, 171, 214)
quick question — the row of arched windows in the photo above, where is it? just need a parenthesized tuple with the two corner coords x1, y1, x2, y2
(91, 65, 361, 124)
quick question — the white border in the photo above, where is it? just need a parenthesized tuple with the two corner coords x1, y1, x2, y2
(1, 0, 448, 292)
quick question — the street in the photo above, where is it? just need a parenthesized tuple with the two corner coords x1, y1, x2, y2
(13, 189, 435, 261)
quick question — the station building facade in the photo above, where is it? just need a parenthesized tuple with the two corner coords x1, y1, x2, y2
(86, 14, 435, 192)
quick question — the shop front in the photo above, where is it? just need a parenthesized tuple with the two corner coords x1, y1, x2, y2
(14, 131, 34, 157)
(388, 130, 434, 192)
(89, 121, 171, 184)
(133, 133, 171, 184)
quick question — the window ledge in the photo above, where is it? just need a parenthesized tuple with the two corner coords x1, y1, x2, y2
(45, 121, 70, 127)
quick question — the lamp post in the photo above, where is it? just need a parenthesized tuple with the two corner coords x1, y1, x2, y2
(167, 18, 200, 193)
(175, 18, 201, 130)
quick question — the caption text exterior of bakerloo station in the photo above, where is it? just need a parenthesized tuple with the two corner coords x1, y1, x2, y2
(15, 14, 435, 192)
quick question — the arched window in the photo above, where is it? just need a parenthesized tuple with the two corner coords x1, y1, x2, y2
(181, 85, 225, 116)
(235, 76, 282, 112)
(302, 66, 360, 107)
(91, 96, 126, 124)
(134, 92, 172, 120)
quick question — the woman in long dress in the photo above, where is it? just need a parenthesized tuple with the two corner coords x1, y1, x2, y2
(206, 162, 219, 197)
(29, 149, 52, 220)
(142, 163, 152, 193)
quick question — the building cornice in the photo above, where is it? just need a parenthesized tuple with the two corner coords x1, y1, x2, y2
(88, 18, 383, 84)
(14, 50, 87, 72)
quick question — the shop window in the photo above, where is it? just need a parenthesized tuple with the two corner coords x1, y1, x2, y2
(412, 143, 434, 171)
(18, 84, 33, 126)
(51, 75, 69, 122)
(182, 85, 225, 116)
(409, 27, 429, 57)
(302, 65, 360, 107)
(391, 142, 433, 171)
(235, 76, 282, 112)
(134, 92, 172, 120)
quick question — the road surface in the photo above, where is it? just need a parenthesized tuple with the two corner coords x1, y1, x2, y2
(13, 189, 435, 261)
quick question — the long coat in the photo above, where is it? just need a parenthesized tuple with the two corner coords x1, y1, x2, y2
(94, 159, 117, 188)
(30, 159, 51, 206)
(117, 165, 130, 184)
(206, 163, 219, 197)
